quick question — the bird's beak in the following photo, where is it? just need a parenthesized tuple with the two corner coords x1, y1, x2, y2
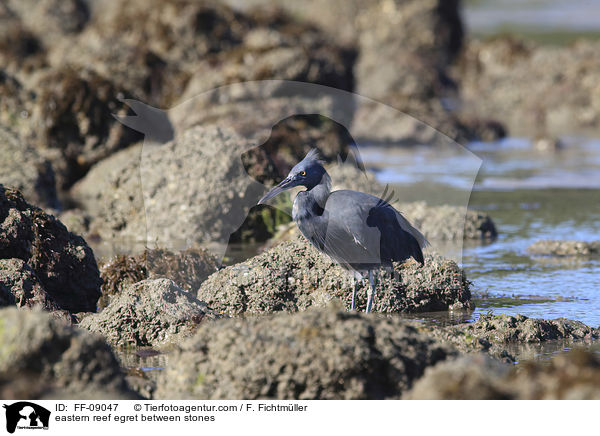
(257, 177, 295, 205)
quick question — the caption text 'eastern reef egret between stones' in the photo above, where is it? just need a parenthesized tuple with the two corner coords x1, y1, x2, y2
(258, 149, 428, 313)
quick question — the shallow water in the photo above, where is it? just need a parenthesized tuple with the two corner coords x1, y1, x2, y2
(464, 0, 600, 42)
(361, 137, 600, 329)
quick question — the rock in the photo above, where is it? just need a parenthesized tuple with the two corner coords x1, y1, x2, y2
(128, 125, 264, 249)
(97, 253, 147, 308)
(29, 66, 142, 189)
(176, 5, 355, 93)
(98, 248, 220, 308)
(154, 306, 457, 399)
(349, 0, 503, 144)
(405, 348, 600, 400)
(89, 0, 253, 73)
(171, 91, 355, 185)
(533, 136, 564, 152)
(355, 0, 462, 100)
(0, 125, 59, 209)
(433, 313, 599, 357)
(220, 0, 500, 144)
(0, 9, 46, 77)
(48, 0, 355, 108)
(243, 114, 357, 177)
(0, 184, 101, 313)
(225, 0, 462, 60)
(197, 235, 471, 316)
(78, 278, 221, 348)
(0, 258, 60, 311)
(0, 306, 136, 399)
(0, 70, 35, 138)
(400, 202, 497, 241)
(351, 99, 474, 146)
(56, 208, 92, 236)
(417, 312, 600, 363)
(47, 35, 188, 110)
(70, 143, 145, 242)
(403, 354, 512, 400)
(5, 0, 90, 42)
(458, 37, 600, 137)
(172, 87, 352, 140)
(328, 164, 498, 240)
(528, 240, 600, 257)
(72, 125, 282, 247)
(509, 349, 600, 400)
(63, 1, 359, 183)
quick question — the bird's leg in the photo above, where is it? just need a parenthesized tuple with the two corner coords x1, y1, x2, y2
(351, 276, 358, 311)
(366, 270, 377, 313)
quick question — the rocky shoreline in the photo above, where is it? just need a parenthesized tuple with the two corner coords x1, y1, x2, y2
(2, 180, 597, 399)
(1, 0, 599, 400)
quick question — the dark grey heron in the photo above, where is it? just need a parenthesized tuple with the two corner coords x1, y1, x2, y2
(258, 149, 427, 313)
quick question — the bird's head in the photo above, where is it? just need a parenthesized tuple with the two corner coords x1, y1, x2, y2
(258, 149, 327, 205)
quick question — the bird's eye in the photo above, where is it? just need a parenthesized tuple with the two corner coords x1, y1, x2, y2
(299, 171, 306, 176)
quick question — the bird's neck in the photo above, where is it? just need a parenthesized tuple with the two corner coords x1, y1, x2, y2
(308, 172, 331, 210)
(293, 172, 331, 220)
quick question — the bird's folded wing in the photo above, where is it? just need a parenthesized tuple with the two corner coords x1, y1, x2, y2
(321, 207, 383, 266)
(368, 203, 426, 264)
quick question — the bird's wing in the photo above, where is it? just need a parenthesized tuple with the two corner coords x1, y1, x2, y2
(318, 191, 387, 267)
(371, 184, 428, 250)
(324, 190, 426, 266)
(367, 200, 426, 265)
(321, 212, 383, 267)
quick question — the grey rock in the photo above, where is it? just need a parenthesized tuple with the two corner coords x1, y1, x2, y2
(0, 185, 101, 313)
(403, 354, 513, 400)
(400, 201, 497, 241)
(350, 0, 503, 144)
(423, 313, 599, 361)
(0, 10, 46, 79)
(70, 126, 279, 246)
(56, 208, 92, 237)
(458, 37, 600, 138)
(0, 258, 59, 310)
(0, 306, 136, 399)
(224, 0, 462, 61)
(98, 247, 220, 309)
(351, 100, 472, 146)
(220, 0, 496, 144)
(405, 348, 600, 400)
(0, 71, 36, 139)
(47, 0, 355, 108)
(440, 313, 599, 345)
(197, 236, 471, 316)
(172, 95, 354, 177)
(28, 66, 142, 189)
(70, 143, 145, 242)
(0, 126, 59, 209)
(5, 0, 90, 41)
(354, 0, 462, 100)
(139, 125, 265, 249)
(528, 240, 600, 257)
(154, 306, 457, 399)
(78, 278, 221, 348)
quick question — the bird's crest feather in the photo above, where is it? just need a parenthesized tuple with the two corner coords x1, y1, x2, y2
(302, 148, 325, 166)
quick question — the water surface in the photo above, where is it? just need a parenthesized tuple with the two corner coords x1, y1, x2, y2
(362, 138, 600, 329)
